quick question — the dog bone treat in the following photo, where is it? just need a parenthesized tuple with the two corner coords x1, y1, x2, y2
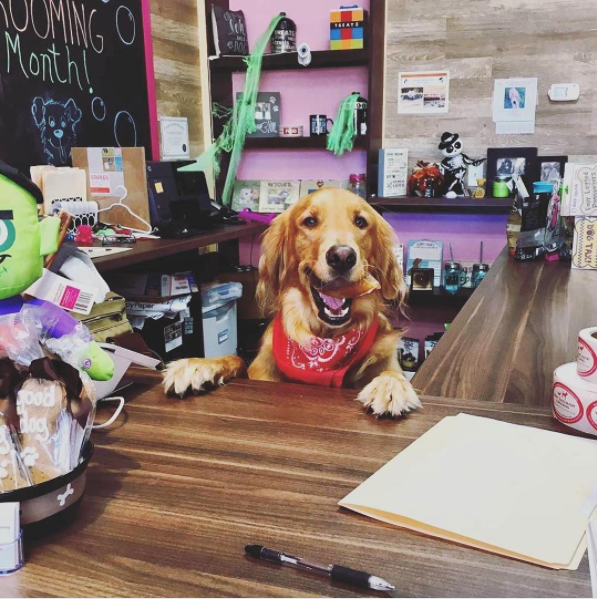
(324, 275, 381, 299)
(0, 418, 30, 491)
(16, 378, 69, 484)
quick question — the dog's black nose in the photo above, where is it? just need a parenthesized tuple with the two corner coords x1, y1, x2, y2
(326, 245, 357, 274)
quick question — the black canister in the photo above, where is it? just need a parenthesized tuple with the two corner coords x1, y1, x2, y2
(272, 13, 297, 53)
(353, 93, 368, 137)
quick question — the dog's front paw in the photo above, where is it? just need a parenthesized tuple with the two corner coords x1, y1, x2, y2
(357, 371, 422, 417)
(163, 356, 247, 397)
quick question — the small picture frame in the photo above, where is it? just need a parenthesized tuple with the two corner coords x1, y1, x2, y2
(409, 268, 434, 292)
(537, 156, 568, 183)
(486, 147, 538, 197)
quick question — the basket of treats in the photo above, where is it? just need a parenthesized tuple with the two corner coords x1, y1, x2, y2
(0, 357, 97, 527)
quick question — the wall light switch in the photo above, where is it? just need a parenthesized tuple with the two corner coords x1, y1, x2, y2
(548, 83, 580, 102)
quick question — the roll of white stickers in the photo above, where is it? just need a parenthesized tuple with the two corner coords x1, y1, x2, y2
(554, 363, 597, 436)
(578, 327, 597, 384)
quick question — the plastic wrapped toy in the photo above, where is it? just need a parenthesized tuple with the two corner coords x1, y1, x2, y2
(407, 161, 444, 198)
(0, 160, 113, 381)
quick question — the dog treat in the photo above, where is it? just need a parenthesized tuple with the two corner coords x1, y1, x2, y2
(0, 418, 30, 491)
(324, 275, 381, 299)
(16, 379, 70, 484)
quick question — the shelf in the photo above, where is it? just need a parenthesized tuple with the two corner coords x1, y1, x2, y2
(407, 287, 474, 308)
(209, 49, 369, 72)
(93, 222, 268, 273)
(369, 196, 513, 214)
(244, 136, 367, 150)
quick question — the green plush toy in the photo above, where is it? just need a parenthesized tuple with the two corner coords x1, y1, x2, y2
(0, 160, 114, 381)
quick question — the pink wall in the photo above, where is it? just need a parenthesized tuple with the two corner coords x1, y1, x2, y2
(385, 213, 507, 265)
(231, 0, 369, 180)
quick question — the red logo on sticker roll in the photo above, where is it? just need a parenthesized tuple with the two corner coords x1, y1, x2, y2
(587, 401, 597, 431)
(578, 338, 597, 377)
(553, 382, 584, 424)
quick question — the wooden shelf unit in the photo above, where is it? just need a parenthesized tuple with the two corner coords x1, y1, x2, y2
(244, 136, 368, 150)
(407, 287, 474, 308)
(209, 49, 369, 72)
(369, 196, 513, 214)
(205, 1, 385, 200)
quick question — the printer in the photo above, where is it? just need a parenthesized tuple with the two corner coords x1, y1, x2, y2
(146, 161, 215, 239)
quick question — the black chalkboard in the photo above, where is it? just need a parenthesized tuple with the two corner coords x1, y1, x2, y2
(0, 0, 154, 173)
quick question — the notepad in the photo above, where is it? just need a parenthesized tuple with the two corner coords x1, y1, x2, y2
(339, 414, 597, 569)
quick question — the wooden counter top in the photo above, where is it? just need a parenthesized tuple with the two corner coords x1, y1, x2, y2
(6, 371, 591, 597)
(414, 247, 597, 407)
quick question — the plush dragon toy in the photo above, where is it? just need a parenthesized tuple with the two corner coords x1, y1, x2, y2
(0, 160, 113, 381)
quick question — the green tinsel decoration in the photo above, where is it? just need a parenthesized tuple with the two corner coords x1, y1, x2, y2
(179, 14, 283, 206)
(326, 93, 360, 156)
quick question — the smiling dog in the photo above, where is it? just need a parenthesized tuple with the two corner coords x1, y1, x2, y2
(163, 189, 421, 417)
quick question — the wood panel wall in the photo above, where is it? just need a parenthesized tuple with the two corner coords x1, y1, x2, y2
(150, 0, 205, 158)
(383, 0, 597, 170)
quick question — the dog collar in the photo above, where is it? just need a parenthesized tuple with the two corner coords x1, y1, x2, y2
(272, 315, 379, 388)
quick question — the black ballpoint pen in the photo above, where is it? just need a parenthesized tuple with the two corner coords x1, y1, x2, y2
(245, 544, 395, 592)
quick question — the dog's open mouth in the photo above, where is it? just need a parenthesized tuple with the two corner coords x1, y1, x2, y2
(311, 286, 353, 326)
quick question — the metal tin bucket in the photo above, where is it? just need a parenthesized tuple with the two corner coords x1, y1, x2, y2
(0, 442, 93, 528)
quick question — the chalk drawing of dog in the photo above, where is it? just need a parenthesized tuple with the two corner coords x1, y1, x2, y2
(31, 97, 82, 165)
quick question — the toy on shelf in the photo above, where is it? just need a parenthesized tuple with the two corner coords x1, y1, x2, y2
(438, 132, 485, 198)
(473, 178, 487, 199)
(407, 161, 444, 198)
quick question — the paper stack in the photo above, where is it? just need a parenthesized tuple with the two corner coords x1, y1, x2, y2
(339, 414, 597, 569)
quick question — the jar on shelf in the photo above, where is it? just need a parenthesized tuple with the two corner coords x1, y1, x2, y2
(271, 13, 297, 53)
(349, 174, 367, 199)
(353, 93, 368, 137)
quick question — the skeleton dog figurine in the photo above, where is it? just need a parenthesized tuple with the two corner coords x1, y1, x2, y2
(438, 132, 485, 198)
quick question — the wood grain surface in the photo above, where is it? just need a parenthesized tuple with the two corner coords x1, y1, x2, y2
(91, 222, 267, 273)
(384, 0, 597, 171)
(4, 371, 591, 598)
(151, 0, 204, 158)
(414, 247, 597, 406)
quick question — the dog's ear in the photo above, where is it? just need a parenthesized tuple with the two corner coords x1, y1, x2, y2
(31, 97, 45, 129)
(64, 98, 82, 125)
(370, 210, 407, 304)
(256, 210, 292, 316)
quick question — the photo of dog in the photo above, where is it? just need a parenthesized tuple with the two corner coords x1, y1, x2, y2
(163, 189, 421, 417)
(31, 97, 82, 166)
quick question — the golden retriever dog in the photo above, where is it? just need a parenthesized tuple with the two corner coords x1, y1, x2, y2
(163, 189, 421, 417)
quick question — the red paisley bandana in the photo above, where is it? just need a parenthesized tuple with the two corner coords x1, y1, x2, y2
(272, 315, 378, 388)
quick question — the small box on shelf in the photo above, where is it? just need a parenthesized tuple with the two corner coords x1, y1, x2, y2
(330, 6, 367, 50)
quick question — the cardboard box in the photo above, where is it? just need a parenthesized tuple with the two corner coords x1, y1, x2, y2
(330, 6, 367, 50)
(108, 271, 198, 299)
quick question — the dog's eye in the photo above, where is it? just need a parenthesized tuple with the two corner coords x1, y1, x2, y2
(354, 216, 368, 229)
(454, 142, 461, 149)
(303, 216, 317, 228)
(49, 118, 55, 127)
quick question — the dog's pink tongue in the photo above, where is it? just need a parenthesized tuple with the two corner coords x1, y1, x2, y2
(319, 292, 344, 311)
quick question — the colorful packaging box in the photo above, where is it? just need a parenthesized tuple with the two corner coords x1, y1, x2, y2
(330, 6, 367, 50)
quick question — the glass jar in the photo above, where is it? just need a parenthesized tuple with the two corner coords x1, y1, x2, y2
(471, 263, 489, 288)
(349, 174, 367, 199)
(444, 260, 467, 294)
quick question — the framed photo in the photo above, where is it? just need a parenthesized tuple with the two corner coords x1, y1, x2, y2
(486, 147, 538, 197)
(537, 156, 568, 183)
(409, 268, 434, 292)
